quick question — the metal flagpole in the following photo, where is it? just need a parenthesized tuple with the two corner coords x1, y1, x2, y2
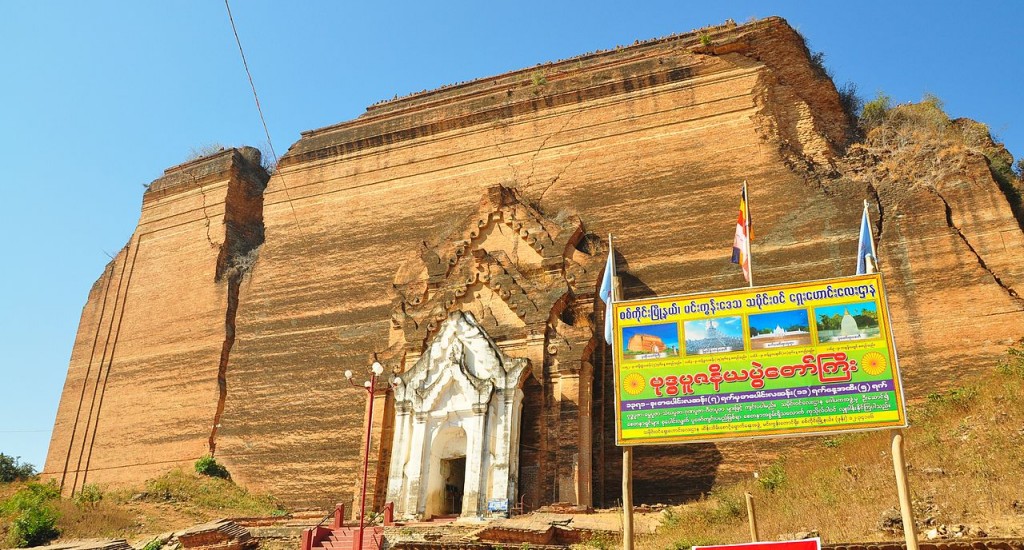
(744, 180, 754, 288)
(608, 234, 634, 550)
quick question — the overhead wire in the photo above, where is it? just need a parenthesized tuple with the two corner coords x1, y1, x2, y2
(223, 0, 302, 228)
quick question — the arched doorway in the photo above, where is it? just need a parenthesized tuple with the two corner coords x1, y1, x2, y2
(424, 426, 467, 518)
(385, 311, 529, 519)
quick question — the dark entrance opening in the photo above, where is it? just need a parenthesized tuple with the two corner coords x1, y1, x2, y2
(442, 456, 466, 515)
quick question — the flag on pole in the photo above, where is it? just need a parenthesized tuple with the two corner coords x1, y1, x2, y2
(730, 183, 752, 284)
(598, 235, 616, 344)
(856, 200, 877, 275)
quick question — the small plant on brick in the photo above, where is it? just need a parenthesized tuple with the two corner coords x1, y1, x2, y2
(194, 455, 231, 480)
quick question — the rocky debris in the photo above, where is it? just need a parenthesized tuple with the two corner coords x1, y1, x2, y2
(30, 540, 134, 550)
(535, 502, 592, 514)
(879, 508, 904, 534)
(175, 520, 257, 550)
(136, 532, 179, 550)
(920, 523, 993, 540)
(777, 530, 820, 541)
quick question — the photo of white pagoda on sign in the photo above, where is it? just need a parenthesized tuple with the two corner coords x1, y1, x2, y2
(748, 310, 812, 350)
(684, 317, 745, 355)
(814, 302, 882, 343)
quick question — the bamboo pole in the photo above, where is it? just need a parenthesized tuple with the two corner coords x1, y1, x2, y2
(744, 180, 753, 288)
(745, 492, 759, 542)
(892, 432, 919, 550)
(861, 207, 917, 550)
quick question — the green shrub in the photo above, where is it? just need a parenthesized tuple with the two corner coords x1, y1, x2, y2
(194, 455, 231, 480)
(860, 92, 892, 129)
(8, 505, 60, 547)
(837, 81, 863, 122)
(574, 530, 615, 549)
(700, 33, 712, 46)
(756, 460, 787, 493)
(671, 536, 716, 550)
(809, 50, 832, 78)
(74, 484, 104, 507)
(661, 506, 681, 528)
(2, 481, 61, 547)
(1, 481, 60, 515)
(0, 454, 36, 483)
(947, 386, 978, 411)
(699, 488, 744, 524)
(142, 537, 165, 550)
(997, 342, 1024, 378)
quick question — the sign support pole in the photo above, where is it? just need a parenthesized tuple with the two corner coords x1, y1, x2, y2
(613, 272, 634, 550)
(861, 220, 918, 550)
(891, 431, 920, 550)
(862, 247, 918, 550)
(745, 492, 759, 542)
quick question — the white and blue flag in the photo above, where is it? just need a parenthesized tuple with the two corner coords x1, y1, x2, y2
(598, 235, 616, 344)
(856, 200, 878, 275)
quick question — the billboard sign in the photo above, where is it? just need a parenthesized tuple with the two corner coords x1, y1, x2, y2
(612, 273, 907, 446)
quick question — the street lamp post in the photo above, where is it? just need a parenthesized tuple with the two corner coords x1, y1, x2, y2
(344, 361, 390, 550)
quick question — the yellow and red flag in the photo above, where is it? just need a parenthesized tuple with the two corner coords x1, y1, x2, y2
(730, 182, 752, 284)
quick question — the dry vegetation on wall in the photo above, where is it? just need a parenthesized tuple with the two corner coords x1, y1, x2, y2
(637, 342, 1024, 550)
(852, 92, 1024, 225)
(0, 467, 285, 548)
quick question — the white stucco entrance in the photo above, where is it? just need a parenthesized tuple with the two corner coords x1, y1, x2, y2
(385, 311, 528, 520)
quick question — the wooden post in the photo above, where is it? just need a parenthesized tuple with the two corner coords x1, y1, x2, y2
(745, 492, 759, 542)
(861, 205, 916, 549)
(891, 431, 920, 550)
(622, 446, 634, 550)
(333, 503, 345, 528)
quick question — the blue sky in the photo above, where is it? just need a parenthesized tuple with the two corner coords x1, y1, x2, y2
(1, 1, 1021, 469)
(749, 310, 811, 333)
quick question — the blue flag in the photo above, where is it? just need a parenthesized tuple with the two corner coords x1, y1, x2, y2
(598, 236, 615, 344)
(856, 201, 877, 275)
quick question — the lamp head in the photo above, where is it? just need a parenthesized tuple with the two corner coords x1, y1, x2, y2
(371, 361, 384, 376)
(363, 380, 372, 388)
(344, 370, 353, 380)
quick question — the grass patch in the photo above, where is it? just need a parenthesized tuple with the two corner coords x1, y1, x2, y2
(141, 468, 283, 516)
(1, 468, 287, 546)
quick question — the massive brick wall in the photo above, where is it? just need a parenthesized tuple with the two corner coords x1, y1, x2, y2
(45, 17, 1024, 508)
(44, 148, 267, 494)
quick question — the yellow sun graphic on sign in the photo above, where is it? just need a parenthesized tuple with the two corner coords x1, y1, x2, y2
(623, 372, 646, 396)
(861, 352, 887, 375)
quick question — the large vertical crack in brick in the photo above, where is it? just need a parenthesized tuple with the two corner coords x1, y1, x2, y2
(208, 150, 268, 455)
(933, 188, 1022, 303)
(209, 273, 241, 455)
